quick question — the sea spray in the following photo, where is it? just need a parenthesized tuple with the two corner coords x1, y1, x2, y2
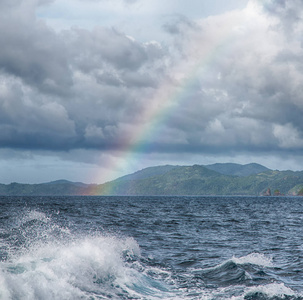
(0, 208, 175, 299)
(0, 233, 172, 299)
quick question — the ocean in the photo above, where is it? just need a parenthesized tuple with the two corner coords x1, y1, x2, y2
(0, 195, 303, 299)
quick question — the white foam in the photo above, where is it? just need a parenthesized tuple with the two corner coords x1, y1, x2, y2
(195, 283, 301, 300)
(245, 282, 301, 298)
(2, 209, 175, 299)
(0, 231, 179, 300)
(16, 209, 50, 227)
(231, 252, 274, 267)
(198, 252, 274, 274)
(0, 234, 145, 299)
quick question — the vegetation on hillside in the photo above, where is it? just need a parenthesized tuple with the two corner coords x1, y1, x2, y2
(97, 165, 303, 196)
(1, 164, 303, 196)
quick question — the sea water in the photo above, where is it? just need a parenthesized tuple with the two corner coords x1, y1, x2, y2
(0, 195, 303, 299)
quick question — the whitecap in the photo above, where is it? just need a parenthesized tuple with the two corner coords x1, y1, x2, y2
(244, 282, 301, 299)
(231, 252, 274, 268)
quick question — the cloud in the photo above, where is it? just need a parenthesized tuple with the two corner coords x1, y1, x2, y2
(263, 0, 303, 34)
(0, 1, 72, 96)
(0, 73, 76, 150)
(81, 0, 138, 3)
(162, 15, 197, 36)
(1, 0, 303, 166)
(153, 0, 303, 156)
(0, 0, 170, 151)
(69, 28, 149, 71)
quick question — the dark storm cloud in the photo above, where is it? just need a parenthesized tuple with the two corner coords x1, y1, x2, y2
(0, 74, 77, 150)
(0, 0, 168, 151)
(0, 0, 72, 95)
(1, 0, 303, 159)
(68, 27, 163, 73)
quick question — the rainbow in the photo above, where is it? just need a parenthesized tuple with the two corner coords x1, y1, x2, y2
(88, 13, 243, 195)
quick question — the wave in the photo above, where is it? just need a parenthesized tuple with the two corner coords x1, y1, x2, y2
(187, 253, 302, 299)
(199, 283, 303, 300)
(231, 253, 274, 268)
(0, 209, 302, 300)
(0, 235, 178, 300)
(244, 283, 302, 300)
(0, 209, 175, 300)
(194, 253, 274, 288)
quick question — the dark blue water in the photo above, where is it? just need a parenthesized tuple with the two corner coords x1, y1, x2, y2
(0, 196, 303, 299)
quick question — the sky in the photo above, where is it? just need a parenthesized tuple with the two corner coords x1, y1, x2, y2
(1, 0, 303, 184)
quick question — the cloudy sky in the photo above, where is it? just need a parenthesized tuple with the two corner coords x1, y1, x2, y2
(1, 0, 303, 184)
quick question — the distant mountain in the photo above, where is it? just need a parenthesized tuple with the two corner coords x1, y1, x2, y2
(96, 165, 303, 196)
(205, 163, 269, 176)
(0, 181, 95, 196)
(42, 179, 87, 187)
(1, 163, 303, 196)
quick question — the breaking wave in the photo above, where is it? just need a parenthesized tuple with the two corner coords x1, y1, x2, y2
(0, 210, 174, 300)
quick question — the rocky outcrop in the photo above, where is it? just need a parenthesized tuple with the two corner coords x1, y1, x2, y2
(263, 188, 271, 196)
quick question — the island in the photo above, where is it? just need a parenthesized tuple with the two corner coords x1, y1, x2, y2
(1, 163, 303, 196)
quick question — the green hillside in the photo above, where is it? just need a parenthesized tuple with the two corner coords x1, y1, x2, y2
(1, 164, 303, 196)
(0, 181, 96, 196)
(95, 165, 303, 196)
(205, 163, 269, 176)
